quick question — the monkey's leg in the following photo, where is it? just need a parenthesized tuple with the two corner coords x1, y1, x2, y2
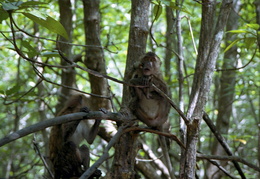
(79, 144, 102, 178)
(79, 144, 90, 170)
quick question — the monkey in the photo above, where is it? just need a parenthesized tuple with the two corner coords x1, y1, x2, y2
(129, 52, 174, 178)
(129, 52, 170, 128)
(49, 94, 101, 179)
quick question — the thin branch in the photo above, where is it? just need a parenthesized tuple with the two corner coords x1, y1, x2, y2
(33, 136, 54, 178)
(32, 65, 111, 99)
(197, 153, 260, 172)
(124, 126, 185, 149)
(3, 79, 43, 105)
(203, 112, 247, 177)
(152, 83, 190, 125)
(79, 124, 130, 179)
(6, 19, 115, 51)
(216, 48, 257, 72)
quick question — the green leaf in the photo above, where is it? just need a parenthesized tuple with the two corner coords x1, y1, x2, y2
(160, 0, 191, 15)
(0, 9, 9, 23)
(21, 1, 47, 7)
(6, 85, 20, 96)
(244, 37, 256, 49)
(42, 51, 60, 58)
(2, 1, 23, 11)
(224, 38, 241, 53)
(22, 11, 69, 39)
(21, 40, 39, 58)
(227, 30, 248, 34)
(153, 4, 162, 21)
(246, 23, 259, 30)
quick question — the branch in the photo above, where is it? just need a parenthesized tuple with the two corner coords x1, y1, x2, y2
(152, 84, 190, 125)
(216, 48, 257, 72)
(124, 126, 185, 149)
(203, 112, 247, 177)
(0, 111, 132, 147)
(80, 124, 130, 179)
(197, 153, 260, 172)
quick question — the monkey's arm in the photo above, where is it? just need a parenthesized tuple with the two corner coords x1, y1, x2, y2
(86, 119, 101, 144)
(61, 107, 90, 141)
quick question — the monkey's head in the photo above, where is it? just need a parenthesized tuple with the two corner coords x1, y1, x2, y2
(139, 52, 162, 76)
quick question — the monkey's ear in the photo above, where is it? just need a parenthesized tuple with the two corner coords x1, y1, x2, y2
(133, 61, 140, 69)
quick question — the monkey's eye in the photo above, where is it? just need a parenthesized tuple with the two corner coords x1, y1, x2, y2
(139, 64, 144, 68)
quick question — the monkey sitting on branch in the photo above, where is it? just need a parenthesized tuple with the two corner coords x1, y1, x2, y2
(49, 94, 101, 179)
(129, 52, 174, 178)
(129, 52, 170, 128)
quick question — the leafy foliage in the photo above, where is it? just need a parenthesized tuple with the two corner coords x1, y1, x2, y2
(0, 0, 259, 178)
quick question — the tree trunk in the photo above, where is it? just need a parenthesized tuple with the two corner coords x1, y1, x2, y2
(254, 0, 260, 175)
(181, 0, 232, 178)
(82, 0, 110, 110)
(206, 0, 240, 178)
(107, 0, 150, 178)
(57, 0, 75, 112)
(164, 6, 175, 83)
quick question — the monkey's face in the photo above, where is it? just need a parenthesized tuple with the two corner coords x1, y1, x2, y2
(140, 57, 161, 76)
(140, 61, 153, 76)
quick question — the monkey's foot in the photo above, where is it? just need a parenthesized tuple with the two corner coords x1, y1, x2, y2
(99, 108, 108, 114)
(89, 169, 102, 179)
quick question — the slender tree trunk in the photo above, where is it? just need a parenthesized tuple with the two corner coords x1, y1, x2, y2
(206, 0, 240, 178)
(107, 0, 150, 178)
(82, 0, 110, 110)
(254, 0, 260, 52)
(174, 0, 187, 175)
(57, 0, 75, 112)
(164, 6, 175, 83)
(254, 0, 260, 175)
(181, 0, 232, 178)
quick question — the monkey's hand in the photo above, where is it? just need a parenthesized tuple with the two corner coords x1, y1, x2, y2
(141, 75, 152, 86)
(80, 106, 90, 113)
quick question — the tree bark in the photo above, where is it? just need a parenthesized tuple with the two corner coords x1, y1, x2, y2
(82, 0, 110, 110)
(107, 0, 150, 178)
(254, 0, 260, 175)
(57, 0, 75, 112)
(121, 0, 150, 106)
(206, 0, 240, 178)
(181, 0, 233, 178)
(165, 6, 175, 83)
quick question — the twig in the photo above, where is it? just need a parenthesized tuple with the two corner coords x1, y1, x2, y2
(216, 48, 257, 72)
(33, 136, 54, 178)
(197, 153, 260, 172)
(124, 126, 185, 149)
(203, 112, 247, 177)
(152, 83, 190, 125)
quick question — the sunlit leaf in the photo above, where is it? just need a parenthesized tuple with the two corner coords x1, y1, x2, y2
(22, 11, 69, 39)
(42, 51, 60, 58)
(153, 4, 162, 21)
(246, 23, 259, 30)
(21, 1, 47, 7)
(224, 38, 241, 52)
(160, 0, 191, 15)
(234, 139, 247, 144)
(227, 30, 248, 34)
